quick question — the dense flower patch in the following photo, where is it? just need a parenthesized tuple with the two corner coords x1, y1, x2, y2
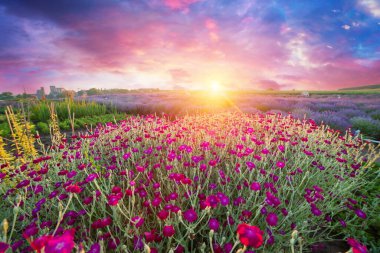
(0, 112, 378, 252)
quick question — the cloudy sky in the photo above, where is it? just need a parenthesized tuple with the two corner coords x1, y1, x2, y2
(0, 0, 380, 93)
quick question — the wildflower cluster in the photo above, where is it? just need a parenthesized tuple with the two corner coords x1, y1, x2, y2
(0, 112, 378, 252)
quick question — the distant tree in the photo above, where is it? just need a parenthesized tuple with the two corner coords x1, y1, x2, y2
(15, 93, 34, 99)
(0, 92, 14, 100)
(87, 88, 100, 96)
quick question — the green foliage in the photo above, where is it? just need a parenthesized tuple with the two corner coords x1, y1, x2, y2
(0, 92, 14, 100)
(350, 117, 380, 139)
(36, 122, 50, 134)
(369, 111, 380, 121)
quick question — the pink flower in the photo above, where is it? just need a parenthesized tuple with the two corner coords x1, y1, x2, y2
(44, 229, 75, 253)
(183, 209, 198, 223)
(208, 218, 220, 231)
(276, 161, 285, 169)
(347, 238, 368, 253)
(131, 216, 144, 228)
(65, 184, 82, 194)
(107, 194, 121, 206)
(163, 225, 175, 237)
(0, 242, 9, 253)
(355, 209, 367, 219)
(250, 182, 261, 191)
(236, 223, 264, 248)
(157, 209, 169, 220)
(266, 213, 278, 226)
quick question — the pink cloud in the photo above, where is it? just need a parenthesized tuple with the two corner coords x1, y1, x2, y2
(162, 0, 201, 10)
(169, 68, 191, 82)
(256, 80, 283, 90)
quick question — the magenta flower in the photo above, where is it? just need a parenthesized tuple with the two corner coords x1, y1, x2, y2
(236, 223, 264, 248)
(266, 213, 278, 226)
(208, 218, 220, 231)
(0, 242, 9, 253)
(246, 161, 256, 170)
(163, 225, 175, 237)
(276, 161, 285, 169)
(131, 216, 144, 227)
(347, 238, 368, 253)
(107, 194, 121, 206)
(88, 243, 101, 253)
(123, 152, 131, 160)
(183, 209, 198, 223)
(44, 229, 75, 253)
(354, 209, 367, 219)
(157, 209, 169, 220)
(86, 173, 98, 182)
(250, 182, 261, 191)
(311, 207, 322, 216)
(65, 184, 82, 194)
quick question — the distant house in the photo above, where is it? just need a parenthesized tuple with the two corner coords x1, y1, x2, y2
(36, 87, 46, 99)
(49, 86, 65, 98)
(301, 91, 310, 97)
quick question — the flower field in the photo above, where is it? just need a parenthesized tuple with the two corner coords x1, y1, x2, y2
(0, 112, 379, 252)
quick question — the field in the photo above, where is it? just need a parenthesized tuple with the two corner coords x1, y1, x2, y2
(86, 91, 380, 139)
(0, 92, 379, 253)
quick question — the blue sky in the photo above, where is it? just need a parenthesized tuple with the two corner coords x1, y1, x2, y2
(0, 0, 379, 93)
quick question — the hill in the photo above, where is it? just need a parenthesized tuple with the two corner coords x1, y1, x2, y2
(339, 84, 380, 90)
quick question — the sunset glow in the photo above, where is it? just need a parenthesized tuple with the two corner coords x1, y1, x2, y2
(0, 0, 379, 93)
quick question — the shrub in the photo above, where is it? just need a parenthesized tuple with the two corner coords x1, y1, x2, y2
(36, 122, 50, 134)
(350, 117, 380, 139)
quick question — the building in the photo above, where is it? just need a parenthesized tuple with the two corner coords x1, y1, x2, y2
(49, 86, 65, 98)
(36, 87, 45, 99)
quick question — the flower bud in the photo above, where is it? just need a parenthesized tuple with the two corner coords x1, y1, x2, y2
(144, 244, 151, 253)
(291, 230, 298, 239)
(2, 219, 9, 234)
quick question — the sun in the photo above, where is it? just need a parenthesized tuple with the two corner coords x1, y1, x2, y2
(210, 81, 222, 93)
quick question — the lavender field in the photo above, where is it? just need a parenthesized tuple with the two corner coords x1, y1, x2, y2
(86, 92, 380, 139)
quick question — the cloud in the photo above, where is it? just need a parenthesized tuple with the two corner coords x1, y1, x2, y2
(257, 80, 283, 90)
(357, 0, 380, 18)
(162, 0, 201, 10)
(169, 68, 191, 83)
(0, 0, 380, 93)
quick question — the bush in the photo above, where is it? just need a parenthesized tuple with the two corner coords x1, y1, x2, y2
(350, 117, 380, 139)
(369, 111, 380, 121)
(36, 122, 49, 134)
(0, 112, 378, 252)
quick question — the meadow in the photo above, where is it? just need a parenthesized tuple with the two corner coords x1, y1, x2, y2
(86, 91, 380, 140)
(0, 92, 379, 253)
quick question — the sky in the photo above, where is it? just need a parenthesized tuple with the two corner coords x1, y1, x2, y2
(0, 0, 380, 93)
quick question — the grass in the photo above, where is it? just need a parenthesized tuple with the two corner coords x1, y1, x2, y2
(0, 99, 120, 137)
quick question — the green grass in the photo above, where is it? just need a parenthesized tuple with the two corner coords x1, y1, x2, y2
(0, 99, 120, 137)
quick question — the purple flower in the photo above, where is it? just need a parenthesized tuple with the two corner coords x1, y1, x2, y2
(44, 229, 75, 253)
(266, 213, 278, 226)
(183, 209, 198, 223)
(209, 218, 220, 231)
(131, 216, 144, 227)
(311, 207, 322, 216)
(355, 209, 367, 219)
(88, 243, 101, 253)
(163, 225, 175, 237)
(0, 242, 9, 253)
(250, 182, 261, 191)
